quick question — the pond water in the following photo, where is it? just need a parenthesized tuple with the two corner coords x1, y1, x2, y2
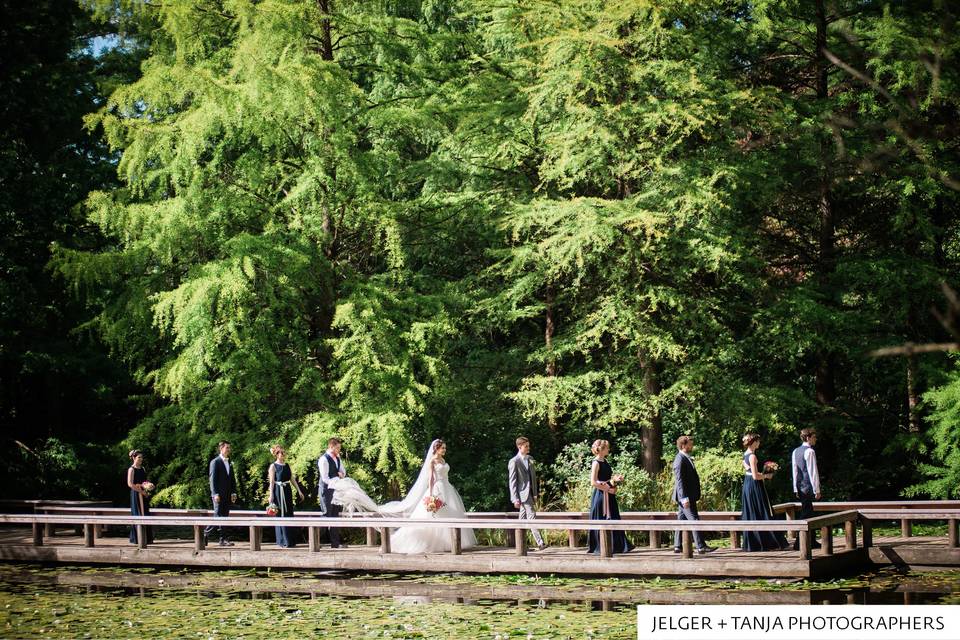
(1, 564, 959, 638)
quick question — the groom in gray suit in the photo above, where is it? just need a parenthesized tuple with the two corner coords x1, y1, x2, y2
(508, 436, 546, 551)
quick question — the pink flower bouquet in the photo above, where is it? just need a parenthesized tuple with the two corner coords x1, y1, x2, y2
(141, 482, 155, 494)
(763, 461, 779, 473)
(423, 495, 445, 514)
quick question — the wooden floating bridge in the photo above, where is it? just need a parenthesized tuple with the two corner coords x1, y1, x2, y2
(0, 500, 958, 579)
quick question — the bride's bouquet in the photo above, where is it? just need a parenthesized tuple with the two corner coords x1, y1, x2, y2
(423, 494, 445, 514)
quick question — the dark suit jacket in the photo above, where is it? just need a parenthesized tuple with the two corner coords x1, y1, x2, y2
(672, 452, 701, 504)
(209, 456, 238, 499)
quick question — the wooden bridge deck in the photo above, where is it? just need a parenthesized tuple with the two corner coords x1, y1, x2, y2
(0, 526, 885, 579)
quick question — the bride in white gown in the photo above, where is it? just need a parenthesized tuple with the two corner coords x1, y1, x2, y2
(327, 438, 477, 553)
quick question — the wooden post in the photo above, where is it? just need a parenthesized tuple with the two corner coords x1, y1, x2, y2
(901, 518, 912, 538)
(798, 529, 812, 560)
(194, 525, 206, 552)
(649, 530, 660, 549)
(450, 528, 462, 555)
(845, 519, 857, 550)
(862, 517, 873, 549)
(366, 527, 376, 546)
(380, 527, 391, 554)
(32, 522, 43, 546)
(136, 525, 146, 550)
(785, 506, 796, 542)
(949, 519, 959, 548)
(682, 530, 693, 559)
(599, 529, 612, 558)
(567, 529, 577, 548)
(820, 526, 833, 555)
(249, 526, 260, 551)
(729, 531, 739, 549)
(45, 523, 54, 538)
(308, 527, 319, 553)
(505, 529, 515, 547)
(516, 528, 527, 556)
(83, 524, 95, 548)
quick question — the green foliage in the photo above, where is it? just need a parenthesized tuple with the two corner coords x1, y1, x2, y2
(5, 0, 960, 510)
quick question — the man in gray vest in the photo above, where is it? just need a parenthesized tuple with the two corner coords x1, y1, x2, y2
(508, 436, 546, 551)
(792, 427, 822, 549)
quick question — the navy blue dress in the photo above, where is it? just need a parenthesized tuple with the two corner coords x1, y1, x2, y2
(271, 462, 296, 547)
(740, 451, 788, 551)
(587, 459, 632, 554)
(129, 466, 153, 544)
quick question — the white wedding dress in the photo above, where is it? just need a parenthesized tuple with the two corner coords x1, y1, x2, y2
(329, 440, 477, 554)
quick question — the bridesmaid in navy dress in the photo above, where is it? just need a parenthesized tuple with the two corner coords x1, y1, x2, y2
(127, 450, 154, 545)
(268, 445, 305, 548)
(740, 433, 789, 551)
(587, 439, 632, 555)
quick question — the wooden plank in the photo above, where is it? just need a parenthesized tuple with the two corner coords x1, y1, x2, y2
(380, 527, 391, 555)
(682, 530, 692, 559)
(798, 530, 811, 560)
(193, 525, 205, 552)
(599, 530, 611, 558)
(450, 528, 462, 555)
(950, 519, 958, 548)
(83, 524, 95, 548)
(844, 520, 857, 550)
(0, 541, 840, 578)
(820, 526, 833, 555)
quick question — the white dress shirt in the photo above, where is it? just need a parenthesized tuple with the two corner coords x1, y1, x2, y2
(792, 442, 820, 495)
(220, 454, 231, 476)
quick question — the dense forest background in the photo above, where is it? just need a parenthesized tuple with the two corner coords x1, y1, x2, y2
(2, 0, 959, 512)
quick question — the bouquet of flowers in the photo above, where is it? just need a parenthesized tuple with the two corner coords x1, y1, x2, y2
(610, 474, 626, 488)
(141, 481, 155, 494)
(763, 461, 780, 473)
(423, 494, 445, 514)
(266, 503, 279, 516)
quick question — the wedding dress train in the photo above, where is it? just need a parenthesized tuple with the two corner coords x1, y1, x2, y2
(329, 441, 477, 554)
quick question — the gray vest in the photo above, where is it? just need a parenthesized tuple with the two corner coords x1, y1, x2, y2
(792, 446, 813, 495)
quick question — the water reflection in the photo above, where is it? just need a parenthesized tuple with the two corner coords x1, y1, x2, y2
(0, 564, 957, 608)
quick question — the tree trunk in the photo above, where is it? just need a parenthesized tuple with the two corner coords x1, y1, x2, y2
(545, 286, 558, 432)
(907, 351, 921, 433)
(814, 0, 837, 406)
(316, 0, 334, 61)
(639, 353, 663, 475)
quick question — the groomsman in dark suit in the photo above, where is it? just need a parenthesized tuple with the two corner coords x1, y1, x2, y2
(672, 435, 713, 554)
(205, 441, 238, 546)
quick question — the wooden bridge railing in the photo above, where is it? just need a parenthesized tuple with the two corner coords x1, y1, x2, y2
(0, 510, 861, 560)
(773, 500, 960, 542)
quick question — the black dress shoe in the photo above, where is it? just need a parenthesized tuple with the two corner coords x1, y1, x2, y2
(696, 546, 715, 554)
(218, 539, 234, 547)
(673, 547, 682, 553)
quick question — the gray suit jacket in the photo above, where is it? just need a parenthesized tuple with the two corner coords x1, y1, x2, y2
(508, 453, 538, 504)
